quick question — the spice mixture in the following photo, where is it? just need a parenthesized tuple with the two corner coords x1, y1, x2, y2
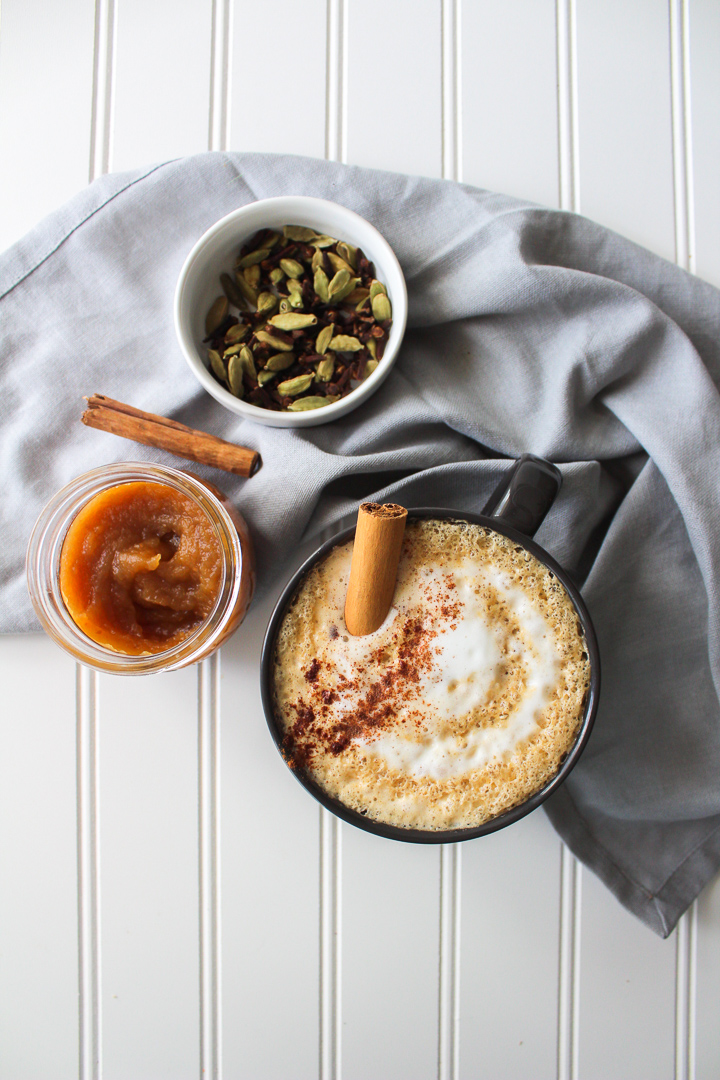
(203, 225, 393, 413)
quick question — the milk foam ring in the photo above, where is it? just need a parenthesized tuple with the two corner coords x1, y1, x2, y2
(272, 519, 591, 832)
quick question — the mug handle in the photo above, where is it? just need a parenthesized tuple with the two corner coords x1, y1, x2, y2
(481, 455, 562, 539)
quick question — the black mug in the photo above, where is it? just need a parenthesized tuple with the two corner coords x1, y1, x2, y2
(260, 456, 600, 844)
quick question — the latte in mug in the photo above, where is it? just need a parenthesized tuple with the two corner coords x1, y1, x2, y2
(272, 518, 591, 831)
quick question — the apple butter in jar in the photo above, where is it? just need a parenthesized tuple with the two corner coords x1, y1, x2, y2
(27, 463, 255, 673)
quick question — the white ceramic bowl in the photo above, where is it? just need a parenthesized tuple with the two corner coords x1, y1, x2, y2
(174, 196, 407, 428)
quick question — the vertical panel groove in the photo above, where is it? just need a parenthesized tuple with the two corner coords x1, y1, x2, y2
(438, 845, 461, 1080)
(556, 6, 582, 1068)
(441, 0, 462, 183)
(669, 0, 696, 273)
(674, 903, 697, 1080)
(89, 0, 117, 180)
(325, 0, 347, 163)
(83, 4, 112, 1064)
(440, 12, 463, 1072)
(557, 844, 581, 1080)
(204, 3, 230, 1063)
(77, 665, 102, 1080)
(319, 810, 342, 1080)
(208, 0, 233, 152)
(319, 20, 345, 1079)
(670, 5, 698, 1068)
(439, 18, 462, 1075)
(199, 654, 222, 1080)
(556, 0, 580, 213)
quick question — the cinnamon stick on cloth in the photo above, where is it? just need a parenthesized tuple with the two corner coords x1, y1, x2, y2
(81, 395, 260, 477)
(345, 503, 408, 636)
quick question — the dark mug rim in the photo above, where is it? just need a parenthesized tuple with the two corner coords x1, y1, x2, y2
(260, 507, 601, 844)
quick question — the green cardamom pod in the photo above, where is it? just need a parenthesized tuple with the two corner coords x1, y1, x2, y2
(257, 370, 276, 386)
(287, 278, 304, 308)
(316, 357, 335, 382)
(269, 266, 285, 285)
(278, 298, 291, 313)
(311, 249, 324, 273)
(270, 313, 318, 330)
(264, 351, 296, 372)
(223, 343, 243, 357)
(314, 268, 330, 303)
(371, 293, 392, 322)
(336, 241, 358, 270)
(364, 359, 379, 377)
(257, 291, 278, 316)
(238, 345, 257, 380)
(255, 331, 294, 351)
(329, 275, 361, 303)
(205, 297, 229, 335)
(367, 338, 377, 360)
(327, 268, 351, 299)
(315, 323, 335, 354)
(233, 272, 258, 307)
(224, 322, 249, 344)
(277, 374, 314, 396)
(369, 280, 387, 300)
(236, 247, 270, 268)
(208, 348, 227, 383)
(244, 264, 261, 288)
(220, 273, 247, 309)
(286, 395, 333, 411)
(279, 258, 304, 279)
(227, 353, 245, 397)
(327, 251, 354, 276)
(331, 334, 363, 351)
(283, 225, 320, 242)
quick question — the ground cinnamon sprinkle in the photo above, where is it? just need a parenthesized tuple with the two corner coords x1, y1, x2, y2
(283, 606, 445, 768)
(304, 659, 321, 682)
(281, 702, 317, 770)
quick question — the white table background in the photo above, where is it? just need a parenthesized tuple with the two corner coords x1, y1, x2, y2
(1, 1, 719, 1078)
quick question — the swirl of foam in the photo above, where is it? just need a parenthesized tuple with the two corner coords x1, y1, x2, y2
(363, 566, 561, 780)
(273, 520, 590, 831)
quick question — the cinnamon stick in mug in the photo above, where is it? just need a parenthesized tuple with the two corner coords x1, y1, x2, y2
(345, 502, 408, 636)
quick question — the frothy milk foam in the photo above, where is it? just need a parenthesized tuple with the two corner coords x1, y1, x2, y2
(273, 519, 591, 831)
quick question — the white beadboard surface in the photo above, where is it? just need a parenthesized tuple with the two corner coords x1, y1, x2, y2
(1, 2, 719, 1078)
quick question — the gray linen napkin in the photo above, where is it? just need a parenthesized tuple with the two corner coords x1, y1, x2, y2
(1, 152, 719, 937)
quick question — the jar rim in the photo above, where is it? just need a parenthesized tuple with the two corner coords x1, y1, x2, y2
(26, 462, 244, 674)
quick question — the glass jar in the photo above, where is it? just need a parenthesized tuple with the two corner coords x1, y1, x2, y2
(26, 462, 255, 674)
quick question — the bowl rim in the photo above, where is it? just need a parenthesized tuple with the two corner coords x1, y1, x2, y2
(174, 195, 408, 428)
(259, 507, 601, 844)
